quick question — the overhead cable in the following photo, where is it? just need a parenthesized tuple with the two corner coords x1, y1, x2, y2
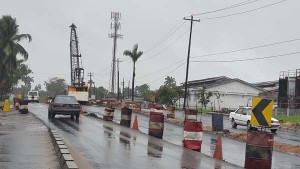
(144, 20, 187, 54)
(139, 23, 198, 62)
(191, 51, 300, 63)
(145, 61, 186, 85)
(201, 0, 288, 20)
(191, 38, 300, 58)
(192, 0, 261, 16)
(136, 58, 186, 79)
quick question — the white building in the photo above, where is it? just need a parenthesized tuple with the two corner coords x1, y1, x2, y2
(177, 76, 265, 112)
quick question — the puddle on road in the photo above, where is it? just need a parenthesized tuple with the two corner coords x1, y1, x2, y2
(147, 141, 163, 158)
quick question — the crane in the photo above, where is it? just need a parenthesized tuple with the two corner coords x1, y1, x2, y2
(67, 23, 88, 104)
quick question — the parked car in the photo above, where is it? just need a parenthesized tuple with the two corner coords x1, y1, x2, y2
(229, 107, 280, 133)
(48, 95, 80, 120)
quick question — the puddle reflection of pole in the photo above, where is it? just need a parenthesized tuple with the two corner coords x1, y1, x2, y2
(119, 131, 131, 149)
(147, 140, 163, 158)
(103, 125, 114, 147)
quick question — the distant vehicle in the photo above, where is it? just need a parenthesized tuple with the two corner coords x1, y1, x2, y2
(229, 107, 280, 133)
(48, 95, 80, 120)
(27, 91, 39, 103)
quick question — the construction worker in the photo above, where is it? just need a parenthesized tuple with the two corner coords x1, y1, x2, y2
(18, 92, 23, 99)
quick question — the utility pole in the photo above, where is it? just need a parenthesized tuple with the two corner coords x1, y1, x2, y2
(116, 59, 123, 100)
(87, 72, 94, 99)
(128, 80, 130, 99)
(183, 15, 200, 115)
(108, 12, 123, 96)
(122, 78, 125, 99)
(93, 82, 96, 97)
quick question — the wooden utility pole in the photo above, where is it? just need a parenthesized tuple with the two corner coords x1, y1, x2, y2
(183, 15, 200, 113)
(87, 72, 94, 99)
(122, 78, 125, 99)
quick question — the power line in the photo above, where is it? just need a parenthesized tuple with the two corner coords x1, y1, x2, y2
(192, 0, 260, 16)
(136, 58, 186, 79)
(139, 23, 198, 63)
(191, 51, 300, 63)
(191, 38, 300, 58)
(144, 61, 186, 85)
(201, 0, 288, 20)
(144, 20, 187, 54)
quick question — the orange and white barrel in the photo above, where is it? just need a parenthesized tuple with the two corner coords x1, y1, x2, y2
(182, 121, 203, 151)
(118, 100, 122, 108)
(135, 102, 141, 112)
(167, 106, 175, 118)
(149, 103, 156, 109)
(185, 109, 198, 121)
(120, 107, 132, 127)
(103, 102, 115, 121)
(148, 112, 164, 139)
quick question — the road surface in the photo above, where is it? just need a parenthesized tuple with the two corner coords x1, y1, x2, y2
(82, 105, 300, 169)
(29, 103, 241, 169)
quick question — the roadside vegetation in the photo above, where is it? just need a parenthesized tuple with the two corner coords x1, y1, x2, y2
(273, 115, 300, 123)
(0, 15, 32, 100)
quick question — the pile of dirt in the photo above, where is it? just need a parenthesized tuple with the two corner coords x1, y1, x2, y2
(280, 122, 300, 130)
(274, 142, 300, 155)
(226, 132, 300, 155)
(227, 133, 247, 142)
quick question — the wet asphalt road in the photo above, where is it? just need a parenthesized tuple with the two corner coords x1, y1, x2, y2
(29, 103, 241, 169)
(82, 105, 300, 169)
(172, 110, 300, 146)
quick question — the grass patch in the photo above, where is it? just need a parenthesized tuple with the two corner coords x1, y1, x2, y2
(273, 115, 300, 123)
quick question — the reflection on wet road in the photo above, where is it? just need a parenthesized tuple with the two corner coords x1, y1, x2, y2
(29, 103, 240, 169)
(82, 105, 300, 169)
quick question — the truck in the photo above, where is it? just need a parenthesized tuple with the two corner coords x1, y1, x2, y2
(27, 90, 39, 103)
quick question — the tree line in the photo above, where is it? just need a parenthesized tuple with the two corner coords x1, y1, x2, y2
(0, 15, 32, 100)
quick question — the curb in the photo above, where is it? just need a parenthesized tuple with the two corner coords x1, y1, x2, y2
(29, 111, 80, 169)
(49, 129, 79, 169)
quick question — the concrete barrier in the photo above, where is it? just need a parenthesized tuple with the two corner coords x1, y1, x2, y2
(49, 129, 79, 169)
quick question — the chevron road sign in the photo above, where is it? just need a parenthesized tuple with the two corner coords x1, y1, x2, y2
(251, 97, 273, 127)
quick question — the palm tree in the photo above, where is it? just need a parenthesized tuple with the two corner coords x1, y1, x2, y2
(0, 15, 32, 95)
(123, 44, 143, 101)
(164, 76, 176, 86)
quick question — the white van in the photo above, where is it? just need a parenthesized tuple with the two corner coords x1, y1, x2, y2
(27, 91, 39, 103)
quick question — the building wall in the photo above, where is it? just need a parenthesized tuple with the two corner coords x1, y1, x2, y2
(177, 81, 263, 111)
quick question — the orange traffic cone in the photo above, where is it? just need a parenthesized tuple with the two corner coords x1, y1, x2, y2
(213, 134, 223, 160)
(132, 115, 139, 131)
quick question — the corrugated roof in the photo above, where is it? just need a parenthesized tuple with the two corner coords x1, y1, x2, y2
(181, 76, 265, 91)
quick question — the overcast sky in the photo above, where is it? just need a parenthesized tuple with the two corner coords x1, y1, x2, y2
(1, 0, 300, 91)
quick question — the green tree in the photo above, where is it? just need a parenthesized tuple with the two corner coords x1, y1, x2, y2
(196, 87, 213, 109)
(44, 77, 67, 96)
(164, 76, 176, 86)
(142, 90, 156, 102)
(156, 85, 178, 105)
(135, 84, 150, 96)
(0, 15, 32, 96)
(123, 44, 143, 101)
(95, 86, 109, 99)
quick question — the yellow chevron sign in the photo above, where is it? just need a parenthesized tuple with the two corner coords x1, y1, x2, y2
(251, 97, 273, 127)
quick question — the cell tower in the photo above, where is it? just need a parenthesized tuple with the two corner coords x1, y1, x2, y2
(108, 12, 123, 95)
